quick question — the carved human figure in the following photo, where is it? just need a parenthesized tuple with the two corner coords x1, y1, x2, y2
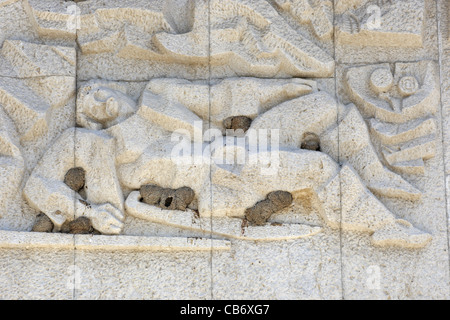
(76, 82, 137, 131)
(23, 79, 432, 247)
(23, 78, 315, 234)
(23, 81, 137, 234)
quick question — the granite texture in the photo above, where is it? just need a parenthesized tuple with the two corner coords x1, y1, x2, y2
(0, 0, 448, 300)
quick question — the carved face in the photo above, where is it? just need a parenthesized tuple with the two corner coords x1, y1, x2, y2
(77, 82, 137, 130)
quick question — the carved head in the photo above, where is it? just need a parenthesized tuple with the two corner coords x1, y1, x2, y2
(77, 80, 137, 130)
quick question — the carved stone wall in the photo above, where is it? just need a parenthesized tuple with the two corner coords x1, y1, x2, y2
(0, 0, 449, 299)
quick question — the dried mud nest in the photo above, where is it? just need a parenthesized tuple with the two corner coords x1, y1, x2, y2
(140, 184, 195, 211)
(245, 190, 293, 226)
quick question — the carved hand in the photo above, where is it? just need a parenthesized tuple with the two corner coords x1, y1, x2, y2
(85, 203, 124, 235)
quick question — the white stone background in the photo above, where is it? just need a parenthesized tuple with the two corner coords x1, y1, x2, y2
(0, 0, 448, 299)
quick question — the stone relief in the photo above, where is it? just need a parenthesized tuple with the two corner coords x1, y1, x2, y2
(74, 0, 335, 79)
(0, 40, 76, 169)
(13, 77, 430, 248)
(273, 0, 333, 40)
(0, 0, 442, 253)
(345, 61, 439, 175)
(336, 0, 426, 47)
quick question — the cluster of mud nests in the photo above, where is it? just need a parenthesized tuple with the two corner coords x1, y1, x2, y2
(245, 191, 293, 226)
(32, 170, 296, 231)
(32, 167, 99, 234)
(32, 213, 99, 234)
(140, 184, 195, 211)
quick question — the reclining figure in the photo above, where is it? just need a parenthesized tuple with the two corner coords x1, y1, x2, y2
(22, 79, 431, 248)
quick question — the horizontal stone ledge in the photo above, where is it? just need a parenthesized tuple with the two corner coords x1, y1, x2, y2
(0, 230, 231, 251)
(126, 191, 324, 241)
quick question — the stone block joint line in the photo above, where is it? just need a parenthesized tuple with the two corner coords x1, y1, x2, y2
(435, 0, 450, 291)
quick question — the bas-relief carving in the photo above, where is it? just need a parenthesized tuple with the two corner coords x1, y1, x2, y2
(75, 0, 334, 78)
(336, 0, 426, 48)
(16, 78, 430, 248)
(345, 61, 439, 175)
(0, 108, 24, 220)
(0, 39, 76, 232)
(0, 0, 442, 251)
(273, 0, 333, 40)
(0, 40, 76, 168)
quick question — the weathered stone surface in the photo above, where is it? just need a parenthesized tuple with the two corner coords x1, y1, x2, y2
(0, 0, 449, 301)
(336, 0, 426, 48)
(336, 10, 449, 296)
(1, 40, 76, 77)
(440, 46, 450, 273)
(335, 0, 439, 64)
